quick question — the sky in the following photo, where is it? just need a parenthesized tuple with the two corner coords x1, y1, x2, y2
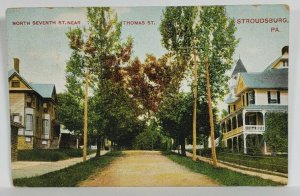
(6, 5, 289, 100)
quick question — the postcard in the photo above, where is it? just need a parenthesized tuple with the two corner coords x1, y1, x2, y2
(7, 5, 289, 187)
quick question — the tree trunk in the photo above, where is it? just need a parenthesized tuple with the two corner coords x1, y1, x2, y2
(96, 135, 101, 157)
(179, 136, 186, 156)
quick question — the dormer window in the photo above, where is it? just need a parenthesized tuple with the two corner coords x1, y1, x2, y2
(11, 80, 20, 88)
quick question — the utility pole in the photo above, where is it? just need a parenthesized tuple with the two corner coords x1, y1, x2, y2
(192, 48, 198, 161)
(83, 69, 89, 161)
(205, 58, 217, 167)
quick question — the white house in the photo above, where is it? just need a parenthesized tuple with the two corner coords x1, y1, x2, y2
(219, 46, 288, 154)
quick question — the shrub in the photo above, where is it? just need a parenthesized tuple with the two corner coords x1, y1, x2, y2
(264, 112, 288, 153)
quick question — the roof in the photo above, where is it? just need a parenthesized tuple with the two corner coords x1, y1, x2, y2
(240, 68, 288, 90)
(8, 69, 56, 99)
(263, 57, 281, 71)
(231, 59, 247, 77)
(10, 120, 24, 128)
(30, 83, 56, 99)
(245, 104, 288, 111)
(224, 93, 239, 104)
(8, 68, 32, 89)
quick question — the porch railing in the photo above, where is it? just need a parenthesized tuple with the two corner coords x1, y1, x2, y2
(244, 125, 265, 132)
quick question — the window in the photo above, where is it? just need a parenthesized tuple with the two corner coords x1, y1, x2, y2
(248, 91, 255, 105)
(42, 119, 50, 135)
(233, 105, 236, 111)
(268, 91, 281, 104)
(11, 80, 20, 88)
(26, 96, 32, 108)
(228, 105, 231, 114)
(283, 60, 288, 67)
(25, 137, 31, 142)
(43, 103, 48, 113)
(25, 114, 33, 131)
(42, 140, 48, 145)
(12, 113, 21, 123)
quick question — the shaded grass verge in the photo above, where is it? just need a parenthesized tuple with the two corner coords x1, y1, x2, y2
(163, 151, 283, 186)
(18, 149, 96, 162)
(14, 151, 122, 187)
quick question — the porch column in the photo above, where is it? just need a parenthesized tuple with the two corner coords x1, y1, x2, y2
(237, 136, 239, 153)
(230, 117, 233, 131)
(231, 137, 234, 152)
(225, 121, 228, 133)
(243, 133, 247, 154)
(264, 140, 267, 154)
(262, 110, 266, 126)
(242, 110, 246, 131)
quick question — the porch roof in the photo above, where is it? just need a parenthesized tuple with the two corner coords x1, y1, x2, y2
(245, 104, 288, 111)
(219, 104, 288, 123)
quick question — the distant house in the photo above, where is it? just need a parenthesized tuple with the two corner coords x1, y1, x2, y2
(219, 46, 288, 154)
(8, 58, 59, 149)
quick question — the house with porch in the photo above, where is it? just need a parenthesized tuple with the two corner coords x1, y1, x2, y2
(219, 46, 288, 154)
(9, 58, 59, 149)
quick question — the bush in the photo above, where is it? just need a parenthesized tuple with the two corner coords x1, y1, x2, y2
(264, 112, 288, 153)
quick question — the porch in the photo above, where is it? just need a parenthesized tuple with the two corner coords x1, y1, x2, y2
(220, 109, 267, 154)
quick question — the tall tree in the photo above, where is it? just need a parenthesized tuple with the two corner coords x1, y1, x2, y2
(195, 6, 238, 104)
(159, 6, 238, 160)
(160, 6, 198, 92)
(65, 7, 133, 156)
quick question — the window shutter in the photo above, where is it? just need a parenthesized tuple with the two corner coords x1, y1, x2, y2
(277, 91, 281, 104)
(246, 93, 249, 106)
(267, 91, 271, 104)
(228, 105, 230, 114)
(242, 95, 245, 106)
(253, 91, 255, 104)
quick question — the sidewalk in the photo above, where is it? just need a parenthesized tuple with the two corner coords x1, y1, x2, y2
(174, 151, 288, 185)
(12, 151, 108, 179)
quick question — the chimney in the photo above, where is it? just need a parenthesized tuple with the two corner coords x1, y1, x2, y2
(282, 46, 289, 55)
(13, 58, 20, 73)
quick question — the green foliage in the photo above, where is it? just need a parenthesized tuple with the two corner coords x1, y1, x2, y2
(164, 152, 283, 186)
(14, 151, 122, 187)
(56, 93, 83, 135)
(17, 149, 95, 162)
(195, 6, 238, 103)
(264, 112, 288, 153)
(133, 119, 170, 150)
(91, 80, 143, 149)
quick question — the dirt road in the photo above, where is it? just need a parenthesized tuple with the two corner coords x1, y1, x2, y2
(79, 150, 219, 187)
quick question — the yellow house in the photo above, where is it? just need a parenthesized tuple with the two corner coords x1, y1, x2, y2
(8, 58, 59, 149)
(219, 46, 288, 154)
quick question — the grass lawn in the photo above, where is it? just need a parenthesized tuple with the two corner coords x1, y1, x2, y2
(188, 149, 288, 174)
(17, 149, 96, 162)
(216, 152, 288, 173)
(163, 152, 283, 186)
(14, 151, 122, 187)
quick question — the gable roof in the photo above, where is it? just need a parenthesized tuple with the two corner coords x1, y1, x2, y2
(231, 59, 247, 77)
(8, 68, 32, 89)
(8, 69, 56, 99)
(240, 68, 288, 89)
(30, 83, 56, 99)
